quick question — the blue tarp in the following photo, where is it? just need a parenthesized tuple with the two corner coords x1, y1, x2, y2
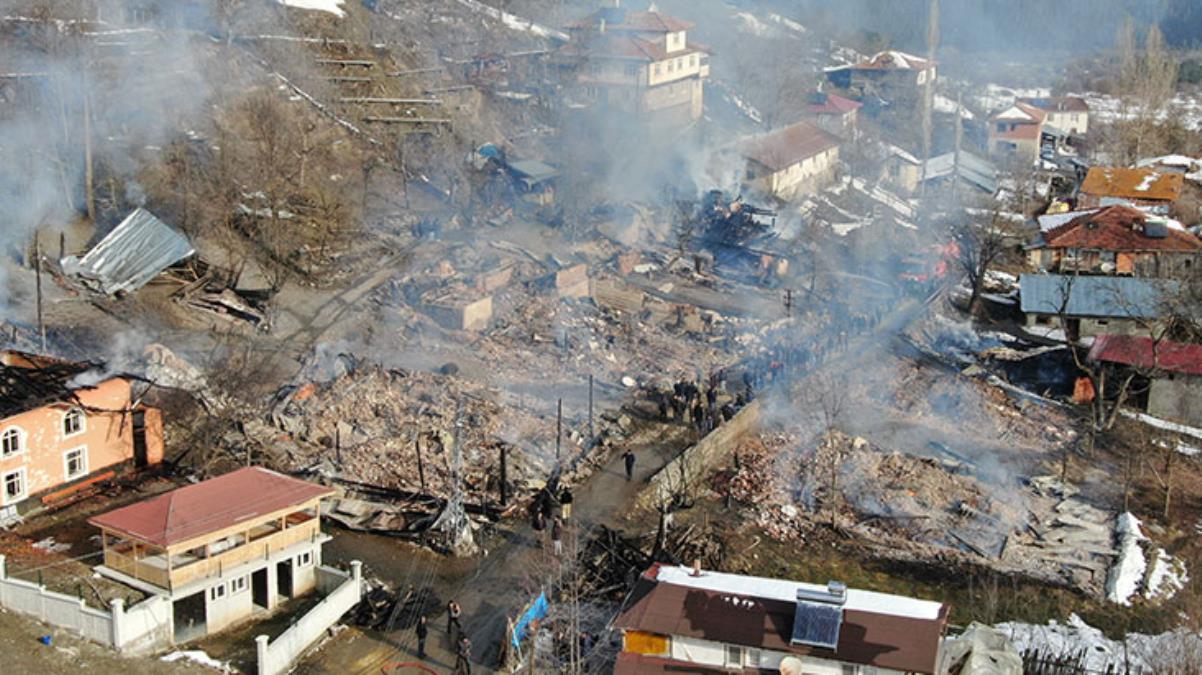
(511, 591, 548, 648)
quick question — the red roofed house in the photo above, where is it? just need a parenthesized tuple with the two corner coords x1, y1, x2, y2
(615, 563, 949, 674)
(1026, 205, 1202, 277)
(1019, 96, 1090, 136)
(560, 5, 709, 125)
(989, 101, 1046, 162)
(802, 90, 862, 138)
(90, 467, 335, 642)
(742, 120, 841, 201)
(1078, 167, 1184, 212)
(1089, 334, 1202, 426)
(1, 350, 164, 522)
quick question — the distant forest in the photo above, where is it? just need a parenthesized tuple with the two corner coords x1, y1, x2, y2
(789, 0, 1201, 53)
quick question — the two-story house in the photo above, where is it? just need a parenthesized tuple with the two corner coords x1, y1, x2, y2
(615, 563, 949, 674)
(560, 5, 709, 126)
(90, 467, 335, 643)
(802, 90, 862, 138)
(0, 350, 163, 521)
(1019, 96, 1090, 136)
(742, 120, 841, 202)
(1078, 167, 1184, 213)
(988, 101, 1046, 162)
(1026, 205, 1202, 277)
(823, 50, 936, 103)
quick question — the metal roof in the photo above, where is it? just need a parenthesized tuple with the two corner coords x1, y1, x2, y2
(506, 159, 558, 184)
(922, 151, 998, 193)
(61, 208, 194, 295)
(1019, 274, 1177, 319)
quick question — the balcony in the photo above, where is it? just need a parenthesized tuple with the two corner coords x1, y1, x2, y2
(101, 515, 322, 592)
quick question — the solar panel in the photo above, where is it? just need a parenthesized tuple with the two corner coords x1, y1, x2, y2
(790, 600, 843, 649)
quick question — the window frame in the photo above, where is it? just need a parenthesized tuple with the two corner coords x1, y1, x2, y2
(297, 551, 314, 568)
(3, 468, 28, 505)
(210, 583, 227, 601)
(63, 407, 86, 438)
(63, 446, 88, 481)
(1, 427, 25, 458)
(230, 575, 249, 594)
(724, 644, 744, 668)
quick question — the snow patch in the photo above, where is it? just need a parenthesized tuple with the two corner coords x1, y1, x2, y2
(1144, 548, 1188, 601)
(997, 614, 1202, 673)
(161, 651, 232, 672)
(276, 0, 345, 17)
(1106, 512, 1146, 605)
(732, 12, 773, 36)
(1124, 410, 1202, 441)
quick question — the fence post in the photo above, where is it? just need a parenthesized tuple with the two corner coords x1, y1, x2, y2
(110, 598, 125, 649)
(350, 560, 362, 594)
(255, 634, 270, 675)
(0, 554, 6, 606)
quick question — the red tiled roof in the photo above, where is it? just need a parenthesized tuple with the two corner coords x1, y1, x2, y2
(1040, 205, 1202, 252)
(994, 123, 1042, 141)
(743, 120, 841, 172)
(1088, 334, 1202, 376)
(568, 10, 693, 33)
(89, 467, 334, 548)
(563, 34, 706, 62)
(804, 92, 862, 115)
(1080, 167, 1184, 202)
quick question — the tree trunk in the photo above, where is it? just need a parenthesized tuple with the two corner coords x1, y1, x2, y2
(83, 70, 95, 222)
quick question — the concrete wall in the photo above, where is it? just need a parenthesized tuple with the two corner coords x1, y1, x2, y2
(0, 554, 170, 654)
(1149, 376, 1202, 427)
(659, 633, 908, 674)
(641, 399, 761, 509)
(256, 562, 362, 675)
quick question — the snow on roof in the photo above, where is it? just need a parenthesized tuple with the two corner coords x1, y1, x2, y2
(277, 0, 345, 17)
(1136, 154, 1198, 169)
(654, 564, 943, 621)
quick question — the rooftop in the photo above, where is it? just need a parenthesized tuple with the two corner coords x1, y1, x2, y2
(1036, 205, 1202, 252)
(803, 91, 862, 116)
(1089, 334, 1202, 376)
(853, 50, 934, 71)
(1019, 274, 1177, 319)
(743, 120, 841, 172)
(1019, 96, 1090, 113)
(89, 467, 335, 548)
(1080, 167, 1184, 202)
(614, 564, 948, 674)
(0, 350, 95, 420)
(567, 9, 692, 34)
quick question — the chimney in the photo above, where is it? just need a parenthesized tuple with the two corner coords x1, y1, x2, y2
(691, 559, 702, 577)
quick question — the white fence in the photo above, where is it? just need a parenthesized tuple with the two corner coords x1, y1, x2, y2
(256, 561, 363, 675)
(0, 554, 171, 653)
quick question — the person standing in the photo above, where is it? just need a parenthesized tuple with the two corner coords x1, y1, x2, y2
(447, 600, 462, 639)
(551, 516, 563, 556)
(623, 450, 635, 481)
(455, 634, 472, 675)
(415, 615, 428, 659)
(559, 486, 573, 520)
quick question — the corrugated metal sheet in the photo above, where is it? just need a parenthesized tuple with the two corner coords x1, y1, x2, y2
(61, 208, 193, 295)
(1019, 274, 1176, 319)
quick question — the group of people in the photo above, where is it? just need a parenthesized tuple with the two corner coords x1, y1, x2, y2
(411, 599, 473, 673)
(649, 370, 743, 435)
(530, 482, 574, 556)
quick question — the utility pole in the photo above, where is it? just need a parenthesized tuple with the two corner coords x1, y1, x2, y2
(556, 398, 563, 460)
(499, 442, 508, 506)
(919, 0, 939, 199)
(587, 375, 594, 443)
(34, 232, 45, 353)
(415, 430, 427, 492)
(954, 88, 963, 202)
(83, 68, 95, 223)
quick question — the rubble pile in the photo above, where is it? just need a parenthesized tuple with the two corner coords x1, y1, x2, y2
(270, 365, 569, 497)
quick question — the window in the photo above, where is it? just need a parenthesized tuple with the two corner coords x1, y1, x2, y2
(1, 428, 23, 457)
(691, 55, 697, 67)
(841, 666, 859, 675)
(63, 408, 85, 437)
(668, 60, 675, 73)
(210, 584, 226, 601)
(297, 551, 314, 567)
(230, 575, 249, 594)
(626, 64, 639, 77)
(724, 645, 743, 668)
(64, 447, 87, 480)
(653, 64, 660, 76)
(3, 469, 26, 504)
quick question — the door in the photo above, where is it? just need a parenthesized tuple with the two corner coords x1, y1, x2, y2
(276, 559, 293, 598)
(172, 591, 206, 643)
(252, 567, 269, 609)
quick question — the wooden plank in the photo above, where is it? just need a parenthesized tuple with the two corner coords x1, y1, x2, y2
(316, 58, 376, 67)
(339, 97, 443, 105)
(363, 116, 452, 125)
(41, 470, 116, 504)
(387, 67, 443, 76)
(425, 85, 475, 94)
(327, 76, 372, 83)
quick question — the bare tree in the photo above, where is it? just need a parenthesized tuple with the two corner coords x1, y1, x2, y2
(1107, 21, 1179, 164)
(808, 373, 849, 527)
(953, 214, 1008, 316)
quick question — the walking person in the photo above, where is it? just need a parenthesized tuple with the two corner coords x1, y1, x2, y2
(623, 450, 635, 481)
(454, 634, 472, 675)
(415, 615, 428, 659)
(551, 516, 563, 556)
(447, 600, 462, 640)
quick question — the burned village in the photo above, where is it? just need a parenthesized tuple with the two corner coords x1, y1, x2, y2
(5, 1, 1202, 674)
